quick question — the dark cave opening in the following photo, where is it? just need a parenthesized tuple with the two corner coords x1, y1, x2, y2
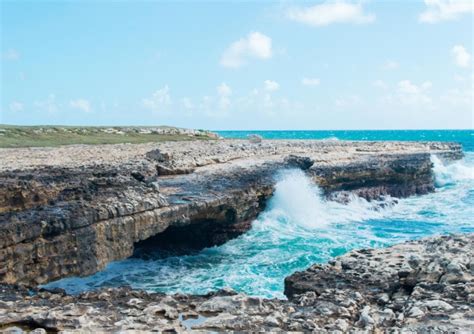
(132, 208, 253, 258)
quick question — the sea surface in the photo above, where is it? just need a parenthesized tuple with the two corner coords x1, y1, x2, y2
(217, 129, 474, 152)
(46, 130, 474, 298)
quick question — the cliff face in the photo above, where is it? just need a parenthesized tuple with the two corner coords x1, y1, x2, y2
(0, 140, 463, 285)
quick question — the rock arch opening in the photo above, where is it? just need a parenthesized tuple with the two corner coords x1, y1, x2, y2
(133, 208, 255, 258)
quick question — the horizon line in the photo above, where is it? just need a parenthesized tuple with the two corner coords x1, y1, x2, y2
(1, 124, 473, 132)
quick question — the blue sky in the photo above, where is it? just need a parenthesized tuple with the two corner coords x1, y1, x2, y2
(1, 0, 473, 129)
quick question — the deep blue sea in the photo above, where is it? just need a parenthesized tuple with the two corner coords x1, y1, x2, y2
(46, 130, 474, 298)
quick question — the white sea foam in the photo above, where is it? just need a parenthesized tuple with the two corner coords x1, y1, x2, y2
(431, 154, 474, 187)
(320, 136, 339, 141)
(260, 169, 385, 230)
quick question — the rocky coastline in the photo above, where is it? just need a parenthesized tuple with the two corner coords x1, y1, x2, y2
(0, 139, 470, 332)
(1, 233, 472, 333)
(0, 140, 463, 285)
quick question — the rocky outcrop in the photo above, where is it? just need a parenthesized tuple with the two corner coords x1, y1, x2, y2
(0, 140, 463, 285)
(284, 233, 474, 332)
(1, 234, 472, 333)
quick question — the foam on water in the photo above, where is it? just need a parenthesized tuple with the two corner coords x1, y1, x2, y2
(44, 153, 474, 298)
(431, 154, 474, 187)
(320, 136, 340, 141)
(267, 169, 385, 229)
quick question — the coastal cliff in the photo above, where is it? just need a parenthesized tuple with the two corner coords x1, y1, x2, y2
(0, 140, 463, 286)
(1, 233, 472, 332)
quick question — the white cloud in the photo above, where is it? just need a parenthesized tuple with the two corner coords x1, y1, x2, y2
(231, 81, 301, 117)
(373, 80, 388, 89)
(452, 45, 471, 68)
(398, 80, 432, 94)
(397, 80, 433, 105)
(286, 1, 375, 27)
(2, 49, 20, 61)
(440, 88, 473, 107)
(9, 101, 24, 112)
(217, 82, 232, 96)
(177, 83, 235, 117)
(220, 32, 272, 68)
(419, 0, 473, 23)
(264, 80, 280, 92)
(142, 85, 172, 112)
(398, 80, 420, 94)
(181, 97, 194, 110)
(301, 78, 321, 86)
(199, 95, 214, 115)
(34, 94, 59, 113)
(382, 60, 399, 70)
(70, 99, 92, 113)
(261, 81, 279, 113)
(217, 82, 232, 110)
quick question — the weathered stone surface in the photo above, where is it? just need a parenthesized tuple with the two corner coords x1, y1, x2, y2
(0, 234, 472, 333)
(284, 233, 474, 332)
(0, 140, 463, 285)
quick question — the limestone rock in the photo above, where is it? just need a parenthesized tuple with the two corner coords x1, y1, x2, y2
(0, 234, 472, 332)
(0, 140, 463, 286)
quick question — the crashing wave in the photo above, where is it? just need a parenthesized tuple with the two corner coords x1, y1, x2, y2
(261, 169, 386, 229)
(431, 154, 474, 187)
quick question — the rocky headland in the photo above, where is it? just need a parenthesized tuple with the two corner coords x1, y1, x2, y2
(0, 138, 470, 332)
(0, 139, 462, 285)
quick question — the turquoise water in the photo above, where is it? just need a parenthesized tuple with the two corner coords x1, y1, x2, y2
(217, 130, 474, 152)
(46, 131, 474, 298)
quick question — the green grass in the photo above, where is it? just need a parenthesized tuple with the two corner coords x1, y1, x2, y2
(0, 125, 216, 148)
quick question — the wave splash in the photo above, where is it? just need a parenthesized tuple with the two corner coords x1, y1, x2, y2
(431, 154, 474, 187)
(262, 169, 384, 230)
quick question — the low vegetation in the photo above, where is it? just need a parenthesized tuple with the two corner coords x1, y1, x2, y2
(0, 125, 218, 148)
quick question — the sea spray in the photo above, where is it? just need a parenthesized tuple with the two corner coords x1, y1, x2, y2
(267, 169, 329, 228)
(431, 154, 474, 187)
(261, 169, 386, 230)
(44, 154, 474, 298)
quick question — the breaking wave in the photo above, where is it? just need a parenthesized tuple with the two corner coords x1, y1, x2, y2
(261, 169, 385, 229)
(431, 154, 474, 187)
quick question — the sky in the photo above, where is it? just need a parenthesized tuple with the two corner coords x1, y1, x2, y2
(1, 0, 473, 130)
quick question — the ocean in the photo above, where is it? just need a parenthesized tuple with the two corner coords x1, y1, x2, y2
(45, 130, 474, 298)
(217, 130, 474, 152)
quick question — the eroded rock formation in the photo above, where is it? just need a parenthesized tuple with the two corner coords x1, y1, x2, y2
(0, 140, 463, 285)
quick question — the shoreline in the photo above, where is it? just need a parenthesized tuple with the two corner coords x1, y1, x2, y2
(1, 140, 463, 286)
(1, 233, 472, 332)
(0, 139, 471, 332)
